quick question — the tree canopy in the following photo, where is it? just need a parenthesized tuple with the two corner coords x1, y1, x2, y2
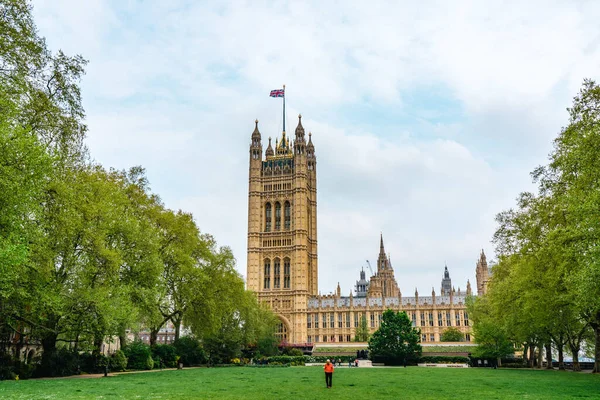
(0, 0, 278, 377)
(472, 79, 600, 373)
(368, 310, 421, 365)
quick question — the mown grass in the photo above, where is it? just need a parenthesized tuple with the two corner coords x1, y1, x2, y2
(1, 366, 599, 399)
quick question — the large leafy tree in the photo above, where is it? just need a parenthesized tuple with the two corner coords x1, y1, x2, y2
(368, 310, 421, 365)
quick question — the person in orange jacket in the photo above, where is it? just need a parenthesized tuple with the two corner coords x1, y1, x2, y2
(324, 359, 334, 388)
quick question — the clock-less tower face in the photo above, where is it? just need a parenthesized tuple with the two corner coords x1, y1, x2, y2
(246, 116, 317, 344)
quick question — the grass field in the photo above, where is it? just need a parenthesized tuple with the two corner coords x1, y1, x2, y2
(1, 366, 599, 399)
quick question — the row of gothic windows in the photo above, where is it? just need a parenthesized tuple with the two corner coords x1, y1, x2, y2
(306, 311, 470, 329)
(265, 201, 291, 232)
(263, 258, 291, 289)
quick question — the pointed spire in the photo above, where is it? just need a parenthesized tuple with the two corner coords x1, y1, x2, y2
(295, 114, 305, 140)
(467, 279, 472, 295)
(265, 137, 274, 157)
(307, 132, 314, 150)
(252, 119, 260, 138)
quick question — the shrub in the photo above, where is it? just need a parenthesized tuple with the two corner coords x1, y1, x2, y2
(152, 344, 178, 368)
(173, 336, 207, 366)
(122, 340, 154, 370)
(42, 348, 80, 377)
(110, 350, 128, 372)
(281, 347, 304, 357)
(418, 356, 470, 364)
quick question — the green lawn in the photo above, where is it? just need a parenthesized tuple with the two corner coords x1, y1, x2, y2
(1, 367, 599, 399)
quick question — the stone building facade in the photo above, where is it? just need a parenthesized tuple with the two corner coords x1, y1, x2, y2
(246, 116, 489, 345)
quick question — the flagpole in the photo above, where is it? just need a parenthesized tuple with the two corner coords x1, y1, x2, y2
(283, 84, 286, 133)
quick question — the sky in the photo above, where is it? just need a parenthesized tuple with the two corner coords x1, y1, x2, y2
(32, 0, 600, 297)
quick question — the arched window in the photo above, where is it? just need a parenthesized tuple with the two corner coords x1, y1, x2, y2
(274, 258, 281, 289)
(275, 202, 281, 230)
(284, 201, 291, 230)
(264, 259, 271, 289)
(284, 258, 291, 289)
(265, 203, 272, 232)
(276, 321, 288, 343)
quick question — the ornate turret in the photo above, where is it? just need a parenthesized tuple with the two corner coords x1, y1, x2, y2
(307, 132, 316, 171)
(250, 119, 262, 160)
(476, 249, 491, 295)
(367, 233, 400, 298)
(295, 115, 305, 141)
(466, 280, 472, 295)
(276, 130, 292, 156)
(265, 137, 274, 157)
(294, 115, 306, 155)
(355, 267, 369, 297)
(377, 234, 388, 271)
(441, 264, 452, 296)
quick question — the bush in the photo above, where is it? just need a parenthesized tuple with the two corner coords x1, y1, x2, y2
(501, 362, 528, 368)
(79, 352, 109, 374)
(151, 344, 178, 368)
(110, 350, 128, 372)
(418, 356, 470, 364)
(173, 336, 207, 366)
(122, 340, 154, 370)
(42, 348, 80, 377)
(281, 347, 304, 357)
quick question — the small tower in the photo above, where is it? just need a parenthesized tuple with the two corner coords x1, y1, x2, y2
(355, 267, 369, 297)
(476, 249, 491, 295)
(466, 280, 472, 296)
(440, 264, 452, 296)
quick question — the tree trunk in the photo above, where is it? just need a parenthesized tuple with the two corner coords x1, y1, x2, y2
(545, 343, 553, 369)
(118, 322, 127, 350)
(569, 343, 581, 372)
(528, 345, 535, 368)
(150, 328, 158, 346)
(537, 344, 543, 369)
(40, 332, 58, 375)
(558, 343, 565, 370)
(175, 318, 181, 341)
(523, 343, 529, 365)
(93, 335, 103, 355)
(593, 322, 600, 373)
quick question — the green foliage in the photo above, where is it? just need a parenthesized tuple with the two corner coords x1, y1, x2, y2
(354, 315, 370, 342)
(418, 356, 470, 364)
(421, 346, 477, 353)
(468, 296, 515, 360)
(122, 341, 154, 370)
(280, 347, 304, 357)
(368, 310, 422, 365)
(440, 327, 464, 342)
(151, 344, 178, 368)
(172, 337, 206, 366)
(110, 350, 128, 372)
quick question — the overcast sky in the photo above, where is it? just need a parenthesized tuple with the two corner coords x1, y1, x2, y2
(32, 0, 600, 297)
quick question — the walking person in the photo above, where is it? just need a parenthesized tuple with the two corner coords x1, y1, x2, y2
(324, 359, 334, 388)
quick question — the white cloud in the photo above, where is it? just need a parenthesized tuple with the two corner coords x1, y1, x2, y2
(31, 0, 600, 295)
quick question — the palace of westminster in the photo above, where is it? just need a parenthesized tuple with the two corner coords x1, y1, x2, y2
(246, 116, 491, 345)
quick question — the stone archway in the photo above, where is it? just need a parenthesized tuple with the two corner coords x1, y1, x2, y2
(276, 315, 291, 345)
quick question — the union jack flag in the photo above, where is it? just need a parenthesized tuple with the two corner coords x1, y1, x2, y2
(270, 89, 285, 97)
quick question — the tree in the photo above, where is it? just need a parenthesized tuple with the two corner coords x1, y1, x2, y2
(354, 314, 370, 342)
(368, 310, 421, 365)
(468, 296, 515, 366)
(440, 327, 464, 342)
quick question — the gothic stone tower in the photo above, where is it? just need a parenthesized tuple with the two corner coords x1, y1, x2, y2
(247, 116, 317, 344)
